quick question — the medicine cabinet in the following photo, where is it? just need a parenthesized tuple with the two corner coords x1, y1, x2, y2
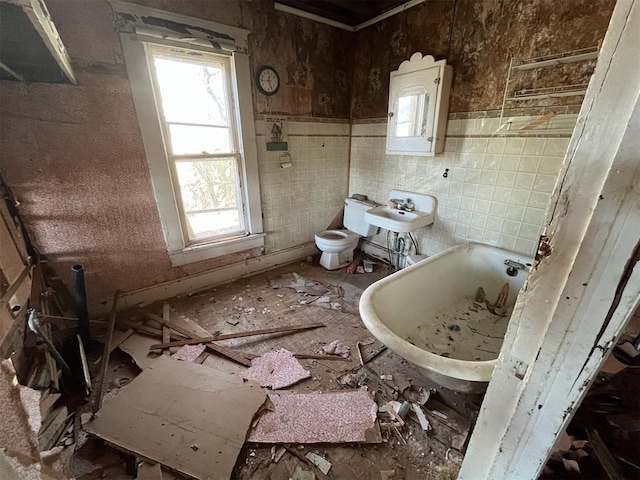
(386, 53, 452, 156)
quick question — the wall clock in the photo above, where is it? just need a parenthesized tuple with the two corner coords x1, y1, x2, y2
(256, 66, 280, 95)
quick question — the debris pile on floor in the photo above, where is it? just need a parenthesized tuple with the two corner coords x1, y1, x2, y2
(2, 259, 474, 479)
(541, 326, 640, 479)
(322, 339, 350, 358)
(270, 272, 346, 312)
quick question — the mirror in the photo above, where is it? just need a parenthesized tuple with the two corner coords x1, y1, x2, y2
(394, 89, 430, 137)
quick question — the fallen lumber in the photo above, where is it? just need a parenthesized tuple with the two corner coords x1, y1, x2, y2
(139, 309, 257, 367)
(149, 323, 326, 350)
(93, 291, 120, 413)
(162, 303, 170, 356)
(293, 353, 348, 361)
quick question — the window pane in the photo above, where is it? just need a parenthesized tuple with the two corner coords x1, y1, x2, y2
(185, 210, 242, 241)
(174, 158, 244, 241)
(169, 124, 231, 155)
(153, 56, 229, 126)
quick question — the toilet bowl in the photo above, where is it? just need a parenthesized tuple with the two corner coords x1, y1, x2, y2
(314, 230, 359, 270)
(314, 197, 377, 270)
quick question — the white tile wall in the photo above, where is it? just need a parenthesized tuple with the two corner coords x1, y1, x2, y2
(349, 116, 574, 258)
(255, 120, 350, 252)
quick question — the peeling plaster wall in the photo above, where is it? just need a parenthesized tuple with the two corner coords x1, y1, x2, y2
(0, 0, 353, 302)
(350, 0, 616, 119)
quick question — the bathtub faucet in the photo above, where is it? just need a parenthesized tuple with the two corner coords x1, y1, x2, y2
(504, 259, 526, 277)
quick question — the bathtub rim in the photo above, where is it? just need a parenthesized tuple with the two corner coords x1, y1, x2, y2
(359, 242, 529, 383)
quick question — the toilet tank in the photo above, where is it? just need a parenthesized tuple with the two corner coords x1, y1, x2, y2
(344, 198, 377, 236)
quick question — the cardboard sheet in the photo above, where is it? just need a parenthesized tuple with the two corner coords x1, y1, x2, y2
(248, 389, 381, 444)
(119, 333, 160, 369)
(86, 356, 266, 480)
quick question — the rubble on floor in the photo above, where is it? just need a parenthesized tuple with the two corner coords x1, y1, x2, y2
(2, 259, 474, 480)
(541, 317, 640, 479)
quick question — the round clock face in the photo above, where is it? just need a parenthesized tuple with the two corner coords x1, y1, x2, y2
(257, 66, 279, 95)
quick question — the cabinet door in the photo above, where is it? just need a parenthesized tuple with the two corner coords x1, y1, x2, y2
(386, 65, 440, 156)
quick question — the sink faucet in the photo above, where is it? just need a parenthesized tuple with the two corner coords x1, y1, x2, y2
(390, 198, 415, 211)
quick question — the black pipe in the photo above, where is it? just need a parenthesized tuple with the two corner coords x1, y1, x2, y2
(71, 264, 92, 351)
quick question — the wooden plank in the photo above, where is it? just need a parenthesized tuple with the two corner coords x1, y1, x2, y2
(109, 328, 136, 354)
(149, 323, 326, 350)
(293, 353, 348, 361)
(2, 266, 29, 315)
(38, 407, 70, 451)
(0, 206, 26, 284)
(139, 309, 255, 367)
(40, 294, 58, 391)
(0, 186, 29, 262)
(205, 342, 254, 367)
(39, 392, 61, 416)
(162, 303, 170, 356)
(93, 291, 120, 413)
(179, 316, 210, 337)
(586, 428, 626, 480)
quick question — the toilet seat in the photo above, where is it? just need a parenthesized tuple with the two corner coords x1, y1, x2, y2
(315, 229, 359, 251)
(316, 229, 354, 241)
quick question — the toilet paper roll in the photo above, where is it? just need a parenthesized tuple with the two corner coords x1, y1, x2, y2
(280, 162, 292, 169)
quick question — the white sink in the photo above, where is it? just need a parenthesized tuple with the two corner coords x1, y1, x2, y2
(365, 205, 435, 233)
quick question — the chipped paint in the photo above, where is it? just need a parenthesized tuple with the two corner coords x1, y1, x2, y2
(350, 0, 615, 118)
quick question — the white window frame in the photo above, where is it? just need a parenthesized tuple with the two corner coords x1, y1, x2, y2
(113, 3, 263, 267)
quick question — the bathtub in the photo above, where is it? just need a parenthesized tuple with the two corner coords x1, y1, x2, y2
(359, 243, 531, 393)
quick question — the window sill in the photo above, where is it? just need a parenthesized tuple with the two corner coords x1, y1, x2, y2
(169, 233, 265, 267)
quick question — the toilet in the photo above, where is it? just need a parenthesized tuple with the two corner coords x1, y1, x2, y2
(315, 198, 376, 270)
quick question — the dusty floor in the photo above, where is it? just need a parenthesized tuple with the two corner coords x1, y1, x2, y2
(71, 255, 481, 479)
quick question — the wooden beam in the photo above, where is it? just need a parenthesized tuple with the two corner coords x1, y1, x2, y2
(4, 0, 76, 84)
(93, 291, 121, 413)
(138, 309, 256, 367)
(0, 262, 31, 305)
(586, 428, 626, 480)
(162, 303, 170, 356)
(293, 353, 347, 361)
(148, 323, 326, 350)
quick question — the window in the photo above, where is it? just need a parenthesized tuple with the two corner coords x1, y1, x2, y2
(115, 9, 264, 267)
(147, 45, 246, 244)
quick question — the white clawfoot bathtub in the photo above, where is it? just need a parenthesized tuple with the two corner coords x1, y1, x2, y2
(359, 243, 530, 393)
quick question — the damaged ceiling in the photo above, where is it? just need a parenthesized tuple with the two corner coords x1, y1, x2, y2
(276, 0, 412, 26)
(0, 0, 75, 84)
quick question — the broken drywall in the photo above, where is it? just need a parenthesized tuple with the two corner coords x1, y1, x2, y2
(248, 389, 381, 444)
(85, 355, 266, 480)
